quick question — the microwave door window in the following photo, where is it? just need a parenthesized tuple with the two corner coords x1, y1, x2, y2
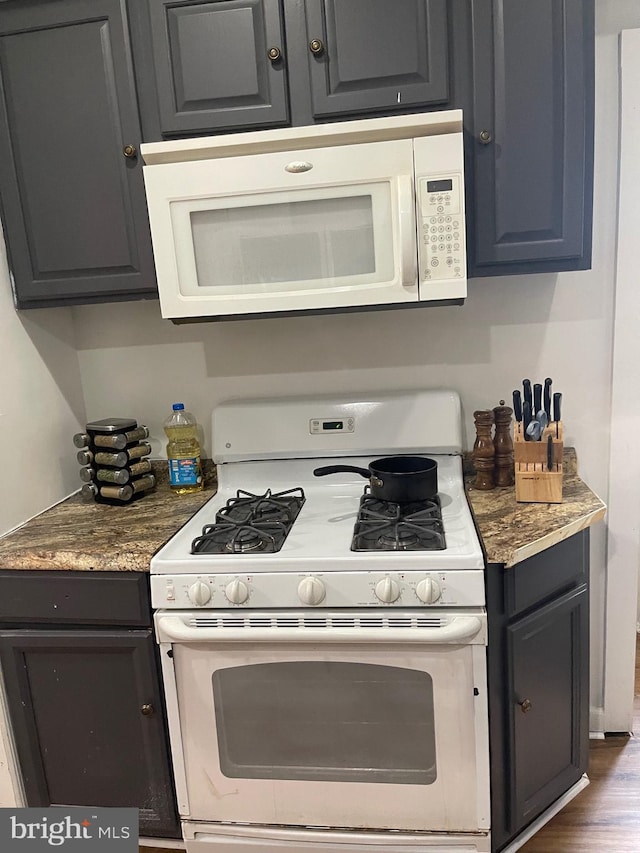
(212, 661, 437, 785)
(186, 191, 389, 293)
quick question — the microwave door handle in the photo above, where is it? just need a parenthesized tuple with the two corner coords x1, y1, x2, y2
(156, 614, 484, 644)
(398, 174, 417, 287)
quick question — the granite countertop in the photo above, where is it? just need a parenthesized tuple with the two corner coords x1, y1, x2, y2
(465, 449, 606, 567)
(0, 462, 218, 572)
(0, 452, 606, 573)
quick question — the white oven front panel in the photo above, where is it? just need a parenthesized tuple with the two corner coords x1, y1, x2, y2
(157, 611, 489, 834)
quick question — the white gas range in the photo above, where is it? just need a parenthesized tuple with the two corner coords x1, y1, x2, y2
(150, 389, 485, 611)
(152, 390, 490, 853)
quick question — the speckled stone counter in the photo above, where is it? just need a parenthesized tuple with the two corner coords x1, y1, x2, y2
(465, 448, 606, 567)
(0, 462, 218, 572)
(0, 451, 605, 574)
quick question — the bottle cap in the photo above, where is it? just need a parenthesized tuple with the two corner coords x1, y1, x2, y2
(172, 403, 185, 411)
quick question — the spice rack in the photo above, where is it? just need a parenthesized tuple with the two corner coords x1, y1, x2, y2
(74, 418, 156, 505)
(513, 420, 563, 503)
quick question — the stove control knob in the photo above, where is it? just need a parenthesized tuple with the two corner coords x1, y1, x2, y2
(416, 577, 441, 605)
(188, 580, 212, 606)
(225, 578, 249, 605)
(374, 576, 400, 603)
(297, 576, 326, 606)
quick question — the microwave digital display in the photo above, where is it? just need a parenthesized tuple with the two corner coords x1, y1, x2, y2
(426, 179, 453, 193)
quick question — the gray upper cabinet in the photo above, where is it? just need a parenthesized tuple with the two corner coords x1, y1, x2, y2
(299, 0, 449, 120)
(131, 0, 452, 137)
(468, 0, 594, 276)
(0, 0, 594, 308)
(0, 0, 157, 307)
(134, 0, 289, 137)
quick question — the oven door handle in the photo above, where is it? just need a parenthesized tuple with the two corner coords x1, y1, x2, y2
(156, 614, 485, 644)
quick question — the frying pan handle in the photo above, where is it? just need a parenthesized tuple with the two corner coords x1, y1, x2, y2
(313, 465, 370, 478)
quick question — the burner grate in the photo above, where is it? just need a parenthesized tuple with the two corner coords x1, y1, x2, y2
(190, 487, 305, 554)
(352, 494, 446, 552)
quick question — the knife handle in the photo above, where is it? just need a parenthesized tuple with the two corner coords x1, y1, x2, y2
(512, 390, 522, 423)
(522, 379, 532, 413)
(543, 378, 552, 418)
(533, 383, 542, 415)
(553, 392, 562, 423)
(522, 400, 532, 441)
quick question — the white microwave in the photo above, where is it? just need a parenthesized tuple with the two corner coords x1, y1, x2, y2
(140, 110, 466, 322)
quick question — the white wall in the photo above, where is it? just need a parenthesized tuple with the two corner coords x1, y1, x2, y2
(0, 233, 85, 536)
(0, 228, 86, 805)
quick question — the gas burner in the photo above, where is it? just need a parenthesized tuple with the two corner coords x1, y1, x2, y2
(192, 521, 288, 554)
(190, 487, 305, 554)
(219, 487, 304, 525)
(352, 495, 446, 552)
(361, 493, 442, 520)
(378, 527, 421, 551)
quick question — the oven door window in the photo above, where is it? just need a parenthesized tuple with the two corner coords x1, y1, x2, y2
(213, 661, 436, 785)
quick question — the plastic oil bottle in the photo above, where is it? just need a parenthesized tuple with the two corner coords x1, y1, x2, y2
(164, 403, 203, 494)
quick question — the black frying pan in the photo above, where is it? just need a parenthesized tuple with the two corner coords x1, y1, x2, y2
(313, 456, 438, 503)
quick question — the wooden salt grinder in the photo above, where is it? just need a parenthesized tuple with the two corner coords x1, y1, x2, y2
(472, 410, 495, 490)
(493, 401, 515, 487)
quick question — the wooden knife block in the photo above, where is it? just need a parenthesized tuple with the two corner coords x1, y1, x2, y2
(513, 421, 563, 503)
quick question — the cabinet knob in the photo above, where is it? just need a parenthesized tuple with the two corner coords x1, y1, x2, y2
(122, 144, 138, 159)
(141, 703, 154, 716)
(309, 38, 324, 56)
(267, 46, 282, 62)
(518, 698, 532, 714)
(479, 130, 493, 145)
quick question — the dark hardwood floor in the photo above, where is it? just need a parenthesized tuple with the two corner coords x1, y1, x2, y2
(141, 637, 640, 852)
(521, 635, 640, 852)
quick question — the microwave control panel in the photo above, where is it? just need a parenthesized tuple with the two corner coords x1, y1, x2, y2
(417, 173, 465, 284)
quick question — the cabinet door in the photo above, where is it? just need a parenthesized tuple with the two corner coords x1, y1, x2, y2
(301, 0, 449, 119)
(469, 0, 594, 275)
(0, 629, 180, 838)
(507, 585, 589, 833)
(136, 0, 288, 137)
(0, 0, 157, 307)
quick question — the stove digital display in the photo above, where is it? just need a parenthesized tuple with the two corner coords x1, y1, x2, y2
(309, 417, 355, 434)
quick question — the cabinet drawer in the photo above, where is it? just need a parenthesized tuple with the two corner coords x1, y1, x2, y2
(0, 571, 151, 627)
(504, 531, 589, 618)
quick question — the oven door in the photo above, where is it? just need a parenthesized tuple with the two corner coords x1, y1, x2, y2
(143, 140, 417, 320)
(156, 610, 489, 834)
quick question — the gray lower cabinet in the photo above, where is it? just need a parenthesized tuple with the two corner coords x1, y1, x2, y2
(468, 0, 594, 276)
(0, 571, 180, 840)
(487, 531, 590, 852)
(0, 0, 157, 308)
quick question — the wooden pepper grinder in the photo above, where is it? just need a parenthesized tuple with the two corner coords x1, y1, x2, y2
(493, 400, 515, 487)
(472, 410, 495, 490)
